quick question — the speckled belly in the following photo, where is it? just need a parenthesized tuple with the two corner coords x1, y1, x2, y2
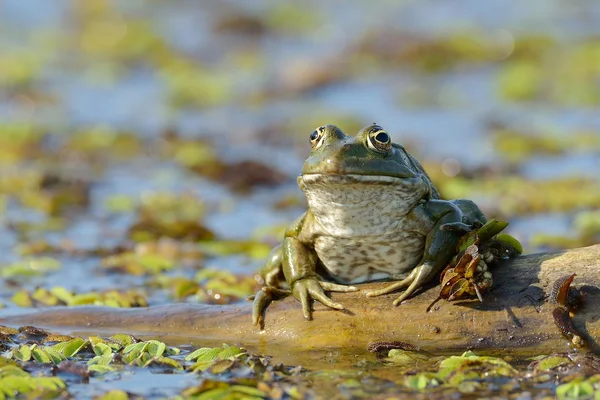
(314, 232, 426, 284)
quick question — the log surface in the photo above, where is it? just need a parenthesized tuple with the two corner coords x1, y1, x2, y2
(2, 245, 599, 359)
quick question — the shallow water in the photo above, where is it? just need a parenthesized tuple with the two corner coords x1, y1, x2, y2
(1, 0, 599, 398)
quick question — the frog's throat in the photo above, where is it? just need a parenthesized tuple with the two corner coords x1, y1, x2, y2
(298, 173, 432, 237)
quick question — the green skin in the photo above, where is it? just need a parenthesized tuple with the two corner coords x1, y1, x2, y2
(257, 124, 486, 322)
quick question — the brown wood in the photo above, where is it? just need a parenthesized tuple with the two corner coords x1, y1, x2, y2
(2, 245, 599, 360)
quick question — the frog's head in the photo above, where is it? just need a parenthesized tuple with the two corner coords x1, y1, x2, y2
(301, 124, 418, 179)
(298, 124, 433, 231)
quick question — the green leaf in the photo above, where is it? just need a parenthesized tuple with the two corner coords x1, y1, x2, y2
(96, 389, 129, 400)
(230, 384, 267, 397)
(31, 288, 60, 306)
(12, 345, 32, 362)
(146, 340, 166, 357)
(209, 359, 234, 374)
(556, 379, 595, 400)
(122, 342, 148, 364)
(534, 355, 570, 372)
(11, 291, 33, 307)
(386, 349, 430, 366)
(0, 374, 65, 397)
(217, 346, 244, 360)
(494, 233, 523, 255)
(41, 347, 67, 364)
(0, 365, 29, 378)
(477, 219, 509, 242)
(31, 347, 52, 364)
(108, 334, 137, 348)
(146, 356, 183, 370)
(0, 376, 36, 394)
(188, 361, 213, 373)
(70, 293, 101, 306)
(87, 364, 117, 374)
(438, 351, 518, 385)
(49, 286, 74, 304)
(92, 343, 114, 357)
(34, 376, 66, 390)
(191, 388, 228, 400)
(185, 347, 222, 363)
(404, 373, 440, 390)
(52, 338, 87, 358)
(88, 354, 115, 366)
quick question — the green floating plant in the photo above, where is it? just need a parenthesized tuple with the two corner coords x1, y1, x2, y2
(0, 257, 61, 279)
(198, 240, 272, 260)
(404, 351, 518, 391)
(555, 376, 598, 400)
(122, 340, 181, 369)
(94, 390, 130, 400)
(150, 269, 259, 304)
(0, 360, 67, 399)
(5, 338, 89, 366)
(87, 341, 117, 374)
(179, 379, 269, 400)
(11, 287, 147, 308)
(127, 192, 214, 242)
(185, 344, 246, 373)
(102, 251, 176, 275)
(2, 331, 181, 374)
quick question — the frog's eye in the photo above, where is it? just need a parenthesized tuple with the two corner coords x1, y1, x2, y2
(310, 126, 326, 149)
(367, 127, 392, 152)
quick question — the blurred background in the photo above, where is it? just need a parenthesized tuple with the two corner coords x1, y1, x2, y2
(1, 0, 599, 307)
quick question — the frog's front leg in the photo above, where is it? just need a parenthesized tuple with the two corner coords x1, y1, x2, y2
(365, 200, 465, 305)
(283, 237, 358, 320)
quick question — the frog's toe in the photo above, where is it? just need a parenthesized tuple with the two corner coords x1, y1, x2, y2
(364, 264, 436, 306)
(298, 289, 313, 320)
(319, 281, 359, 292)
(251, 289, 270, 329)
(310, 287, 345, 310)
(251, 287, 291, 329)
(364, 268, 418, 297)
(293, 278, 345, 320)
(391, 264, 435, 306)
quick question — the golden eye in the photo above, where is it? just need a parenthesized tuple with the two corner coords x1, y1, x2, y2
(367, 126, 392, 152)
(310, 126, 326, 149)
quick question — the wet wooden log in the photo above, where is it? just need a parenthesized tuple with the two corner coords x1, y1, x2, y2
(2, 245, 599, 359)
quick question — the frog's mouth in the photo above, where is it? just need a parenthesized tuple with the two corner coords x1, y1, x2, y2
(300, 173, 422, 186)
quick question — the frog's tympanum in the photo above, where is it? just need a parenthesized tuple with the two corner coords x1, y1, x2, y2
(253, 124, 486, 325)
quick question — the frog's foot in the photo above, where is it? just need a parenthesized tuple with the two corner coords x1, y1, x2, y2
(365, 264, 433, 306)
(250, 287, 291, 330)
(293, 278, 358, 320)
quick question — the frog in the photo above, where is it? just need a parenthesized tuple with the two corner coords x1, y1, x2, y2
(252, 124, 486, 326)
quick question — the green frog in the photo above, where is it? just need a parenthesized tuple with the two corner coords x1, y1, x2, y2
(253, 124, 486, 325)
